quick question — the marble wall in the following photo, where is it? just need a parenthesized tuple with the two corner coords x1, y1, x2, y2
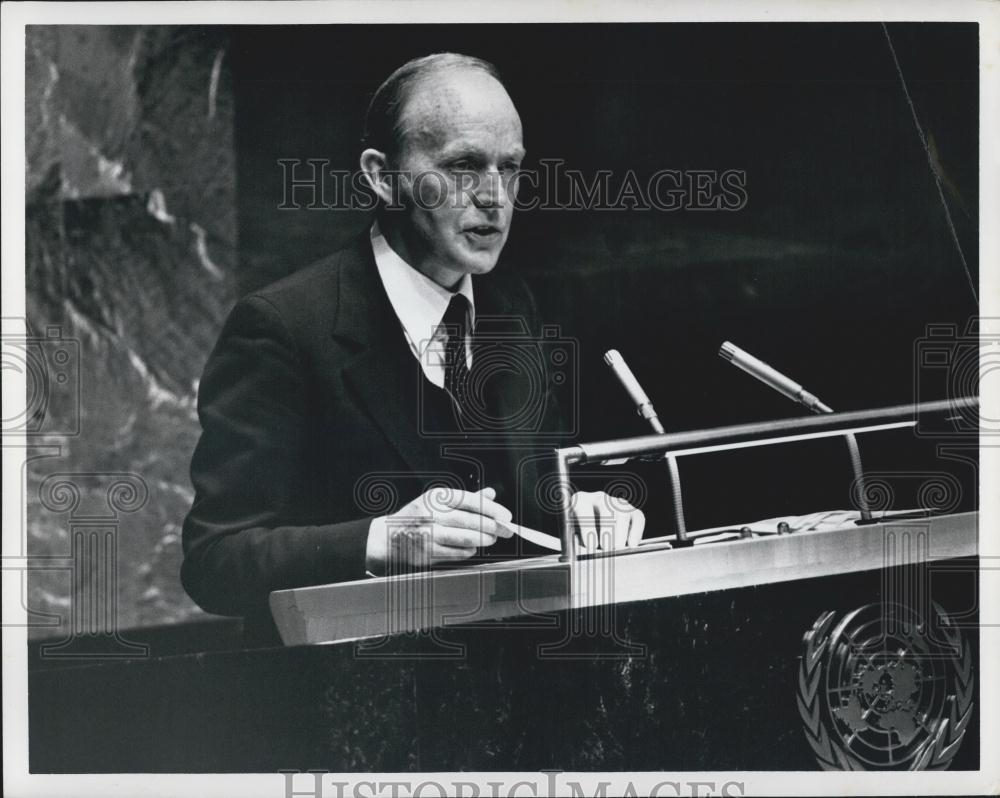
(24, 26, 236, 637)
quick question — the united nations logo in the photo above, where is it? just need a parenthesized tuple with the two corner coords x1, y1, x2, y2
(797, 603, 974, 770)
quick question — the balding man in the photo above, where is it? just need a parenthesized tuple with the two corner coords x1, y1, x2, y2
(182, 54, 643, 642)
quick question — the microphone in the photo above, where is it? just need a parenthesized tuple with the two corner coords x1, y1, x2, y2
(604, 348, 688, 541)
(718, 341, 833, 415)
(719, 340, 872, 521)
(603, 349, 665, 433)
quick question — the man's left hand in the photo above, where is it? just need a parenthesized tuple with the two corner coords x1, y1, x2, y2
(569, 491, 645, 553)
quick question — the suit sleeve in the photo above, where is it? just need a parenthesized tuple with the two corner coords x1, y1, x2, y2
(181, 295, 371, 616)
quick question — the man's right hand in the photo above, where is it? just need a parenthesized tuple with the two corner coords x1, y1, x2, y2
(365, 486, 513, 576)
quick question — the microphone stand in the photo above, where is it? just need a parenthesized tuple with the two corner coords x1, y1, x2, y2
(645, 417, 691, 545)
(829, 422, 873, 523)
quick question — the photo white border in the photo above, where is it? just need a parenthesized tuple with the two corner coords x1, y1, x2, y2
(3, 2, 998, 796)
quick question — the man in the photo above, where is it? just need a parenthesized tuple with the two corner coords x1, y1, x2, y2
(182, 53, 643, 643)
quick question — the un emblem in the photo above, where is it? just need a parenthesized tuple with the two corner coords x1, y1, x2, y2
(797, 603, 974, 770)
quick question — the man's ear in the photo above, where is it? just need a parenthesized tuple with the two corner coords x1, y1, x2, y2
(360, 148, 395, 204)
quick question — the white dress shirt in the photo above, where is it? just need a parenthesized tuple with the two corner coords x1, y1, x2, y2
(370, 223, 474, 388)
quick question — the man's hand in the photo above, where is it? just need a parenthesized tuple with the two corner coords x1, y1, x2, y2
(365, 487, 513, 575)
(570, 491, 645, 553)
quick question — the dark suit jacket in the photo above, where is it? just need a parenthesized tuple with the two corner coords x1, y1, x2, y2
(182, 234, 563, 640)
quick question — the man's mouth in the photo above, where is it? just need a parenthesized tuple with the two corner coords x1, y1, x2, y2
(463, 224, 502, 241)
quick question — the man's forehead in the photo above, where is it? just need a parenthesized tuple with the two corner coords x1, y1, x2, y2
(399, 69, 522, 153)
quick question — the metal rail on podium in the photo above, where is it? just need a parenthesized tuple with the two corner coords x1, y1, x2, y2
(269, 397, 978, 647)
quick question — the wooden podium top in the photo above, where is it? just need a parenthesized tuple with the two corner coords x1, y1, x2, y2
(269, 511, 977, 646)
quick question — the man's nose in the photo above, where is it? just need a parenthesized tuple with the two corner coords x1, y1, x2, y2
(471, 168, 508, 209)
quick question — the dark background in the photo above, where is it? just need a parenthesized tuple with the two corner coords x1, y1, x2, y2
(232, 22, 979, 533)
(25, 23, 979, 634)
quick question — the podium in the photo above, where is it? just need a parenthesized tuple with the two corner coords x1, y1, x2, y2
(270, 511, 976, 647)
(29, 399, 981, 772)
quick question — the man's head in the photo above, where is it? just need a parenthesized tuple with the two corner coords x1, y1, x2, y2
(360, 54, 524, 289)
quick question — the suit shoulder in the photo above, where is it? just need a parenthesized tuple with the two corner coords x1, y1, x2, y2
(235, 235, 368, 338)
(249, 252, 342, 312)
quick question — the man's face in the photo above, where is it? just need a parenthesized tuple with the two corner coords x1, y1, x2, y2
(387, 69, 524, 287)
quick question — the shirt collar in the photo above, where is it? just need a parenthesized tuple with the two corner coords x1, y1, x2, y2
(370, 223, 475, 353)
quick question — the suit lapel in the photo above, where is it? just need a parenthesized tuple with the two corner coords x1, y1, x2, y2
(333, 235, 443, 475)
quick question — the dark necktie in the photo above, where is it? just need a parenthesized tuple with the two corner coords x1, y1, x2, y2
(441, 293, 472, 413)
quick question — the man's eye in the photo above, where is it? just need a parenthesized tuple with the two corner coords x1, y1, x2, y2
(449, 160, 473, 171)
(502, 162, 521, 173)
